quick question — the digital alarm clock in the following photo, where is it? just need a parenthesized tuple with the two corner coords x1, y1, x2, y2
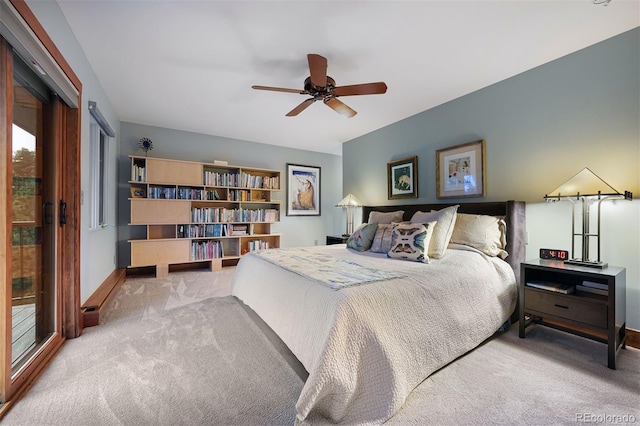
(539, 248, 569, 261)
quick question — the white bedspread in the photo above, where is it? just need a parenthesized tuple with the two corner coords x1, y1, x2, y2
(231, 244, 516, 425)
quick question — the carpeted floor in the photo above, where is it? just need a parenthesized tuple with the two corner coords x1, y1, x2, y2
(3, 268, 639, 425)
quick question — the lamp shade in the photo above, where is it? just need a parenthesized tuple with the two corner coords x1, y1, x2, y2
(545, 167, 629, 199)
(336, 193, 363, 207)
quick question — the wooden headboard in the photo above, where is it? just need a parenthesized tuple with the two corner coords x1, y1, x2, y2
(362, 201, 526, 284)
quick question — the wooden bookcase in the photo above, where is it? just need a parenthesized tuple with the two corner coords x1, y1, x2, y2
(128, 156, 281, 276)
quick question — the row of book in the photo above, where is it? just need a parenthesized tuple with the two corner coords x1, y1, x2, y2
(131, 166, 279, 190)
(191, 240, 224, 261)
(178, 223, 253, 238)
(248, 240, 270, 251)
(148, 187, 221, 200)
(238, 173, 279, 190)
(191, 207, 278, 223)
(228, 190, 251, 201)
(146, 187, 272, 203)
(131, 165, 146, 182)
(526, 279, 608, 295)
(203, 171, 279, 189)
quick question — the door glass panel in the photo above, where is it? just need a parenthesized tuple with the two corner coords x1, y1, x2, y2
(11, 77, 55, 372)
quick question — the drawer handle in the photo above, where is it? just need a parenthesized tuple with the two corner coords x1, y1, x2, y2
(554, 304, 569, 309)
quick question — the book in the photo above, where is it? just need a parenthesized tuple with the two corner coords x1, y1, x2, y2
(581, 280, 608, 291)
(576, 284, 608, 296)
(526, 280, 575, 294)
(231, 225, 248, 235)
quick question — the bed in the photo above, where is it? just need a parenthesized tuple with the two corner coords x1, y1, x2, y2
(232, 200, 526, 425)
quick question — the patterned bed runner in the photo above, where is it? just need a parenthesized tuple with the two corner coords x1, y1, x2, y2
(251, 248, 405, 290)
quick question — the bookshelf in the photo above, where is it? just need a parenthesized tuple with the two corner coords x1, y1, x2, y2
(128, 155, 281, 276)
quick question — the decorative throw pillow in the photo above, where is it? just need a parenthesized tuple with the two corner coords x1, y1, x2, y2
(451, 213, 508, 258)
(368, 210, 404, 224)
(387, 222, 435, 263)
(370, 223, 395, 253)
(410, 205, 459, 259)
(346, 222, 378, 252)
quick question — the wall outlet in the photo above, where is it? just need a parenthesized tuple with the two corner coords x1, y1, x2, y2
(314, 239, 318, 246)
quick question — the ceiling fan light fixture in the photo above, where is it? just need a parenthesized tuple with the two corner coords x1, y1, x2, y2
(252, 54, 386, 117)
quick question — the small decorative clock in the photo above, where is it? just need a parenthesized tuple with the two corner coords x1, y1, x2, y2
(539, 248, 570, 261)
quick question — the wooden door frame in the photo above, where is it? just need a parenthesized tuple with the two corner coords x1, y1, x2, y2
(1, 0, 82, 408)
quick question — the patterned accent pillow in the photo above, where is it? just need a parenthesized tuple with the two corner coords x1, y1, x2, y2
(370, 223, 395, 253)
(410, 205, 459, 259)
(346, 222, 378, 252)
(368, 210, 405, 224)
(387, 222, 435, 263)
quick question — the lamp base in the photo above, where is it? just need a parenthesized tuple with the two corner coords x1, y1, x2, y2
(564, 259, 608, 269)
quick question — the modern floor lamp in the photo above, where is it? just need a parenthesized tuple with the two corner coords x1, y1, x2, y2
(544, 167, 632, 268)
(336, 194, 363, 237)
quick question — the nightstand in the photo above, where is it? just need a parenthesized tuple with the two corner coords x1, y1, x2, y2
(326, 235, 349, 245)
(519, 259, 626, 369)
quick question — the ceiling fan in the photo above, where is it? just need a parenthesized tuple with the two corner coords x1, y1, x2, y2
(251, 54, 387, 118)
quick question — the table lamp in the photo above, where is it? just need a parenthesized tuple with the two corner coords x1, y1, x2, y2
(336, 194, 362, 236)
(544, 167, 631, 268)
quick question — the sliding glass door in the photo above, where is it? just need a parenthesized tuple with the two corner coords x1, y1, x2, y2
(1, 1, 81, 410)
(10, 68, 57, 373)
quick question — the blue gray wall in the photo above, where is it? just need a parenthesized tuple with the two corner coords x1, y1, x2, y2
(343, 28, 640, 329)
(117, 122, 343, 268)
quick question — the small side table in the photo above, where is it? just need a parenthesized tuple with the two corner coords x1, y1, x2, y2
(519, 259, 626, 369)
(326, 235, 349, 245)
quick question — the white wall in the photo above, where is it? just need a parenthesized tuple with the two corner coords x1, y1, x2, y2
(26, 0, 120, 304)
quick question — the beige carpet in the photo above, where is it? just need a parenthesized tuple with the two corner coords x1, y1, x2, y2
(3, 268, 639, 425)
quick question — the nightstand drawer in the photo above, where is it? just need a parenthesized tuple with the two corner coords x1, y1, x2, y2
(525, 288, 607, 329)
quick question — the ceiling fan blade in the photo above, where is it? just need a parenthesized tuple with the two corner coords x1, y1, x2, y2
(252, 85, 306, 94)
(307, 54, 328, 88)
(324, 98, 357, 118)
(286, 98, 316, 117)
(333, 82, 388, 97)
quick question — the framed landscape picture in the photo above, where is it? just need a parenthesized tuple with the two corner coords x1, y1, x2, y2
(436, 139, 486, 199)
(387, 156, 418, 199)
(286, 163, 321, 216)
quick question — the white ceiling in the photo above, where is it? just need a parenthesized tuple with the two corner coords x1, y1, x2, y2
(57, 0, 639, 155)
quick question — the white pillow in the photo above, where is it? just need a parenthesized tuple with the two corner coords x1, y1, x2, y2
(387, 222, 435, 263)
(451, 213, 508, 258)
(368, 210, 404, 224)
(410, 205, 459, 259)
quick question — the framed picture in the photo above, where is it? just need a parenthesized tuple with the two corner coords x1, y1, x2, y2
(286, 164, 321, 216)
(436, 139, 486, 199)
(387, 156, 418, 199)
(130, 186, 146, 198)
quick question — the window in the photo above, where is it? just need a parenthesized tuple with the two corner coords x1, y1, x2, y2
(88, 101, 115, 229)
